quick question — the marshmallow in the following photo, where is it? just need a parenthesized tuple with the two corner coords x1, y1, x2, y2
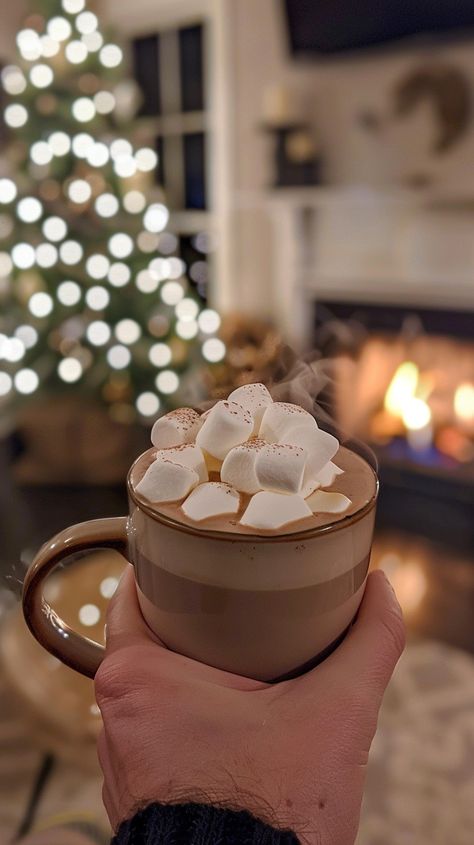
(316, 461, 344, 488)
(136, 459, 198, 503)
(259, 402, 317, 443)
(228, 383, 273, 433)
(287, 426, 339, 477)
(221, 439, 266, 494)
(155, 444, 208, 484)
(255, 443, 307, 494)
(182, 482, 240, 522)
(306, 490, 351, 514)
(240, 491, 312, 531)
(151, 408, 201, 449)
(196, 400, 254, 460)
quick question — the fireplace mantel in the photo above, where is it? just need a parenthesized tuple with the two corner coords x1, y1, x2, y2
(262, 186, 474, 348)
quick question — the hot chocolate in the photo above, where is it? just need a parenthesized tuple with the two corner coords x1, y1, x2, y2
(125, 385, 378, 680)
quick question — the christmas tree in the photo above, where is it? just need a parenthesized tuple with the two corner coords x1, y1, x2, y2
(0, 0, 225, 424)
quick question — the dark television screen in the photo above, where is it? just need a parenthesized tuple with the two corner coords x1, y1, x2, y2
(284, 0, 474, 56)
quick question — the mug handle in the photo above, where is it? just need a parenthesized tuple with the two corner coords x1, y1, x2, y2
(22, 516, 129, 679)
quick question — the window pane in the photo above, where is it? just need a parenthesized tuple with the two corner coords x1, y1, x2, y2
(133, 35, 161, 116)
(183, 132, 206, 210)
(179, 25, 205, 112)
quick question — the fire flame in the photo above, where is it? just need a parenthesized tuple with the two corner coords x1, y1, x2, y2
(384, 361, 432, 434)
(454, 382, 474, 422)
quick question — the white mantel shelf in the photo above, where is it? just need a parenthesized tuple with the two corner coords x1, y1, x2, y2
(259, 186, 474, 348)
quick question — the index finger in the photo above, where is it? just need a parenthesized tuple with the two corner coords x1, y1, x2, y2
(105, 564, 165, 653)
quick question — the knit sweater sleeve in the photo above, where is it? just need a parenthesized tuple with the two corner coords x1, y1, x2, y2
(112, 801, 300, 844)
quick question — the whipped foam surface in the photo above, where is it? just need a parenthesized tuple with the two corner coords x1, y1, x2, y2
(130, 444, 376, 536)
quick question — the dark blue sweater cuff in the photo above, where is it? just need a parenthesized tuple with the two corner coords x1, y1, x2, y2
(112, 801, 300, 844)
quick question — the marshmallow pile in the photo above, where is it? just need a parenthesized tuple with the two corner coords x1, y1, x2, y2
(135, 383, 351, 530)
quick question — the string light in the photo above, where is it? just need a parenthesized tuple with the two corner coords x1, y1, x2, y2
(29, 292, 54, 317)
(100, 45, 123, 68)
(14, 368, 39, 394)
(136, 392, 160, 416)
(198, 309, 221, 334)
(2, 338, 25, 362)
(87, 142, 109, 167)
(149, 343, 171, 367)
(17, 29, 42, 61)
(0, 180, 17, 204)
(60, 240, 83, 265)
(36, 243, 58, 268)
(107, 344, 131, 369)
(43, 216, 68, 242)
(0, 373, 13, 396)
(149, 259, 170, 281)
(108, 233, 133, 259)
(5, 104, 28, 128)
(72, 132, 94, 157)
(94, 91, 115, 114)
(30, 64, 54, 89)
(158, 233, 178, 254)
(190, 261, 208, 284)
(49, 131, 71, 156)
(135, 148, 158, 172)
(62, 0, 86, 13)
(202, 338, 226, 362)
(48, 17, 72, 42)
(81, 31, 102, 52)
(144, 203, 169, 233)
(85, 285, 110, 310)
(123, 191, 146, 214)
(76, 11, 98, 34)
(176, 320, 198, 339)
(176, 298, 199, 321)
(17, 197, 43, 223)
(1, 66, 26, 95)
(40, 36, 60, 58)
(31, 141, 53, 165)
(0, 252, 13, 276)
(95, 193, 119, 218)
(156, 370, 179, 394)
(87, 320, 111, 345)
(113, 155, 136, 178)
(57, 280, 81, 306)
(58, 357, 82, 382)
(108, 262, 130, 287)
(110, 139, 132, 160)
(86, 254, 110, 279)
(161, 281, 184, 305)
(136, 270, 159, 293)
(137, 232, 159, 253)
(65, 40, 88, 64)
(72, 97, 96, 123)
(167, 257, 186, 279)
(115, 319, 141, 345)
(12, 243, 36, 269)
(15, 325, 38, 348)
(68, 179, 92, 203)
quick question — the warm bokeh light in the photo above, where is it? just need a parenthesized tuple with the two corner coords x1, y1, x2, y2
(384, 361, 419, 417)
(454, 383, 474, 422)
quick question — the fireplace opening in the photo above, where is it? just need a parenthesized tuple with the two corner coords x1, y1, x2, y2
(314, 301, 474, 552)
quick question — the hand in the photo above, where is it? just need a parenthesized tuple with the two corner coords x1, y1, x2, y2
(96, 566, 404, 845)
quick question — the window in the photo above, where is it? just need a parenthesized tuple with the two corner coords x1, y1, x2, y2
(132, 24, 207, 212)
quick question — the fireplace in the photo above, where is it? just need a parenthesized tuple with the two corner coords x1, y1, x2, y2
(314, 302, 474, 552)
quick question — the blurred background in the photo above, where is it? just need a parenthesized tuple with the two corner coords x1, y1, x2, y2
(0, 1, 473, 843)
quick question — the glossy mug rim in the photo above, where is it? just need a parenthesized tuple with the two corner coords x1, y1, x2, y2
(127, 449, 379, 544)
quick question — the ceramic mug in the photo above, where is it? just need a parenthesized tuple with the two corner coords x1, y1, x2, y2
(22, 452, 378, 682)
